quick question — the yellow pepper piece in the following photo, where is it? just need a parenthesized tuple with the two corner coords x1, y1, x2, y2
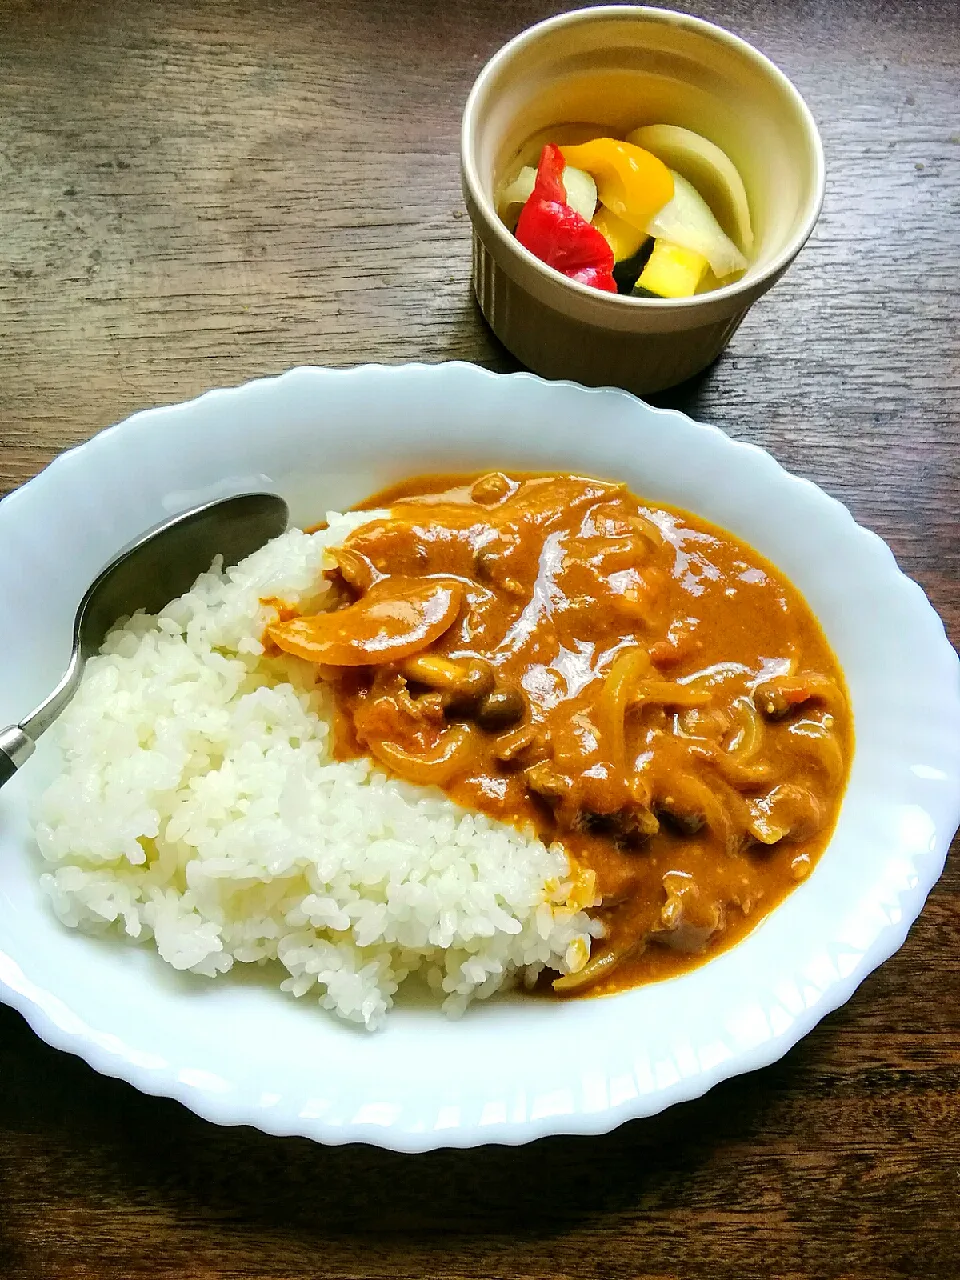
(635, 239, 710, 299)
(592, 205, 647, 262)
(560, 139, 673, 232)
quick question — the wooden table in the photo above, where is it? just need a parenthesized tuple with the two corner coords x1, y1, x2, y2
(1, 1, 957, 1276)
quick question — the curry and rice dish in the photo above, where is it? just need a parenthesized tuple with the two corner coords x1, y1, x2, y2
(36, 471, 851, 1027)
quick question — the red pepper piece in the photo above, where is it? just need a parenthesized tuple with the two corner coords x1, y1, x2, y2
(567, 265, 618, 291)
(515, 145, 617, 294)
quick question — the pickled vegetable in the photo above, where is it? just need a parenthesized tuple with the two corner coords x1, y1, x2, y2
(627, 123, 754, 252)
(635, 240, 710, 299)
(648, 172, 747, 280)
(496, 122, 753, 298)
(498, 163, 598, 227)
(559, 139, 674, 232)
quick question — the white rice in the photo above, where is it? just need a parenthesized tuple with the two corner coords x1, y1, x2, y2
(34, 512, 599, 1028)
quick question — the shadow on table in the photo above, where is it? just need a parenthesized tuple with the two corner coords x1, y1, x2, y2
(1, 1001, 807, 1243)
(474, 334, 738, 424)
(646, 361, 733, 420)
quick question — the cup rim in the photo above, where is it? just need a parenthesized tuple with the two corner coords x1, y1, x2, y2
(461, 4, 826, 314)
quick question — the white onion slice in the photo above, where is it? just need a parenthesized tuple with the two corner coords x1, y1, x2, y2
(496, 164, 598, 228)
(628, 123, 754, 253)
(561, 166, 599, 224)
(647, 172, 748, 279)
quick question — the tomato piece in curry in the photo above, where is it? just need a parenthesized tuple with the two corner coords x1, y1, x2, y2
(268, 473, 853, 997)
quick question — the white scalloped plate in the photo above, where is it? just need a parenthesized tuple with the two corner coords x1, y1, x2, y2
(1, 364, 958, 1152)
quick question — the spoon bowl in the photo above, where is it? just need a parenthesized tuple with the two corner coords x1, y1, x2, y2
(0, 491, 289, 785)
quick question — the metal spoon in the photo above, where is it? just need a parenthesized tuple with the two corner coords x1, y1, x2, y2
(0, 491, 289, 789)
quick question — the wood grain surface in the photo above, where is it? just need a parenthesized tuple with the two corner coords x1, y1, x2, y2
(1, 1, 958, 1277)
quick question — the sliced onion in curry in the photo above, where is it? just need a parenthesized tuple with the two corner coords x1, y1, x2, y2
(268, 576, 463, 666)
(365, 725, 479, 787)
(552, 945, 627, 994)
(268, 472, 852, 999)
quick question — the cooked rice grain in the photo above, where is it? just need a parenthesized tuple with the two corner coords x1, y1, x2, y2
(35, 515, 599, 1028)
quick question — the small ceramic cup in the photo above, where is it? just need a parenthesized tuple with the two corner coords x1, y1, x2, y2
(461, 6, 825, 395)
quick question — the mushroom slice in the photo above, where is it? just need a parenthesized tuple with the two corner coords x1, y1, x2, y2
(657, 870, 724, 952)
(401, 653, 494, 702)
(748, 784, 823, 845)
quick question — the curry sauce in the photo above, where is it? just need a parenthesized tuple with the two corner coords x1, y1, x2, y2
(270, 473, 852, 996)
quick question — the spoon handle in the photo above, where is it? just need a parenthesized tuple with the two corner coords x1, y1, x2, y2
(0, 726, 35, 789)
